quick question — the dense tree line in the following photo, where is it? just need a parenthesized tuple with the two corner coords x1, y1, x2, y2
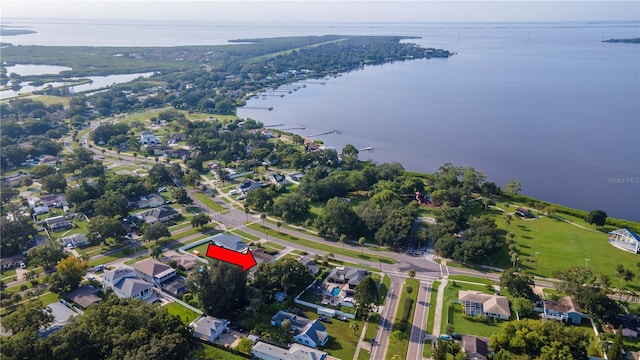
(0, 297, 191, 360)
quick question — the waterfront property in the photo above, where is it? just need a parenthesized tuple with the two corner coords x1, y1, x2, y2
(458, 290, 511, 320)
(270, 310, 329, 348)
(608, 228, 640, 254)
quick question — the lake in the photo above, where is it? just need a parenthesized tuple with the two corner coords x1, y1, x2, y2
(3, 19, 639, 221)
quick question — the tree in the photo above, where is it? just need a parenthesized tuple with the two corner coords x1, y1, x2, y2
(607, 326, 624, 360)
(190, 213, 211, 228)
(359, 236, 366, 254)
(433, 339, 463, 360)
(339, 233, 347, 251)
(354, 276, 378, 319)
(151, 245, 164, 259)
(271, 193, 310, 223)
(252, 257, 313, 297)
(281, 318, 292, 334)
(389, 330, 406, 355)
(408, 269, 416, 278)
(94, 191, 130, 218)
(504, 179, 522, 196)
(490, 319, 590, 359)
(29, 164, 56, 179)
(554, 265, 619, 321)
(585, 210, 607, 227)
(350, 321, 360, 335)
(260, 212, 267, 225)
(87, 215, 128, 244)
(237, 337, 254, 355)
(170, 187, 192, 205)
(2, 300, 53, 334)
(26, 241, 66, 270)
(1, 215, 37, 257)
(511, 297, 535, 320)
(244, 205, 250, 223)
(39, 173, 67, 193)
(143, 222, 171, 242)
(45, 297, 190, 360)
(51, 256, 87, 293)
(500, 269, 538, 301)
(189, 259, 247, 317)
(614, 264, 635, 289)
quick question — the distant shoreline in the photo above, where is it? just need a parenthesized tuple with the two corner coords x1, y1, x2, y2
(602, 37, 640, 43)
(0, 27, 37, 37)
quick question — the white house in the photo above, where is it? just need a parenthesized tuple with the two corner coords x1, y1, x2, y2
(136, 194, 165, 209)
(102, 268, 153, 300)
(60, 234, 90, 248)
(458, 290, 511, 320)
(139, 131, 159, 145)
(271, 311, 329, 348)
(608, 228, 640, 254)
(190, 316, 229, 343)
(252, 341, 328, 360)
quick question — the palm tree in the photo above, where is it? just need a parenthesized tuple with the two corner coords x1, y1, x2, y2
(281, 319, 291, 334)
(358, 237, 366, 254)
(260, 212, 266, 226)
(244, 206, 250, 223)
(349, 321, 359, 335)
(408, 269, 416, 278)
(339, 234, 347, 252)
(276, 221, 282, 233)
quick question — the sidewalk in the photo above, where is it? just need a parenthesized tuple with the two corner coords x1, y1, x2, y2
(431, 276, 448, 337)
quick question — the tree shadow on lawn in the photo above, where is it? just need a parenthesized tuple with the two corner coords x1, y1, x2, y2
(516, 225, 531, 232)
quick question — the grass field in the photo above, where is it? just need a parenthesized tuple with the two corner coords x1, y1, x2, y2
(164, 302, 200, 325)
(387, 278, 420, 360)
(192, 192, 227, 213)
(493, 204, 640, 288)
(247, 223, 396, 264)
(191, 343, 247, 360)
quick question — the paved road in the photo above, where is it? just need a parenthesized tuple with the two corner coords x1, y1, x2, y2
(370, 275, 402, 360)
(406, 281, 432, 360)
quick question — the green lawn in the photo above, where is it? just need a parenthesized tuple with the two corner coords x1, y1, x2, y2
(379, 275, 391, 305)
(448, 275, 494, 286)
(192, 192, 228, 213)
(387, 278, 420, 360)
(494, 203, 640, 288)
(247, 223, 396, 265)
(426, 281, 439, 334)
(164, 302, 200, 325)
(39, 292, 60, 306)
(441, 281, 504, 337)
(230, 229, 261, 242)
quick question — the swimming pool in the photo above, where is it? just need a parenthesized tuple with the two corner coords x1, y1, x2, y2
(330, 287, 341, 297)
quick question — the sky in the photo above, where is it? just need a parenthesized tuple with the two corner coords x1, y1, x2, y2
(1, 1, 639, 23)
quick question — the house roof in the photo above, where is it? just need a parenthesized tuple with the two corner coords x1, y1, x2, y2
(458, 290, 511, 317)
(609, 228, 640, 242)
(618, 314, 640, 332)
(328, 267, 370, 287)
(65, 285, 102, 309)
(544, 296, 582, 314)
(271, 311, 327, 345)
(191, 315, 228, 338)
(462, 335, 490, 359)
(137, 205, 179, 222)
(45, 215, 69, 225)
(0, 254, 25, 266)
(117, 277, 152, 298)
(133, 258, 175, 279)
(253, 341, 327, 360)
(163, 252, 199, 270)
(102, 268, 134, 285)
(303, 320, 328, 345)
(209, 233, 248, 252)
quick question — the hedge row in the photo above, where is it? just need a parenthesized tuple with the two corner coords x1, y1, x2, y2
(392, 297, 414, 332)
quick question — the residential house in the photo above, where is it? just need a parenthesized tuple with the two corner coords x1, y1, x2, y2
(458, 290, 511, 320)
(206, 233, 249, 252)
(40, 193, 68, 208)
(237, 179, 264, 193)
(287, 172, 304, 183)
(167, 133, 186, 144)
(614, 315, 640, 338)
(271, 173, 287, 185)
(252, 341, 328, 360)
(65, 285, 102, 309)
(44, 215, 72, 231)
(135, 194, 165, 209)
(39, 155, 60, 167)
(33, 205, 50, 215)
(190, 315, 229, 343)
(38, 302, 77, 338)
(162, 250, 200, 271)
(271, 311, 329, 348)
(140, 131, 159, 145)
(0, 254, 25, 270)
(542, 296, 584, 325)
(102, 268, 153, 300)
(462, 335, 491, 360)
(327, 267, 371, 294)
(60, 234, 90, 248)
(608, 228, 640, 254)
(299, 256, 320, 276)
(132, 258, 187, 297)
(136, 205, 180, 224)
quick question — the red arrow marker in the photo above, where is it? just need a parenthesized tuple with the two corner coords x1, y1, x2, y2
(205, 243, 257, 272)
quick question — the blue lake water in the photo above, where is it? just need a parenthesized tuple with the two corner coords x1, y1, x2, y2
(3, 19, 639, 220)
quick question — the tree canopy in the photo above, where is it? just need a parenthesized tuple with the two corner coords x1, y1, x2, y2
(188, 258, 247, 317)
(252, 257, 313, 297)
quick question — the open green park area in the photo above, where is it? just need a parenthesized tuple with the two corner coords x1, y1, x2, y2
(492, 203, 640, 288)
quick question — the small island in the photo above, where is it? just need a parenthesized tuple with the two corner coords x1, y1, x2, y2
(0, 26, 37, 37)
(602, 37, 640, 44)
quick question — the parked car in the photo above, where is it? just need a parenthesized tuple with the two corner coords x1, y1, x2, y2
(229, 189, 239, 195)
(236, 194, 246, 201)
(319, 315, 331, 323)
(337, 315, 348, 322)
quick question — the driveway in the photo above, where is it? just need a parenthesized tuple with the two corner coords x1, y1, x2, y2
(216, 330, 243, 347)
